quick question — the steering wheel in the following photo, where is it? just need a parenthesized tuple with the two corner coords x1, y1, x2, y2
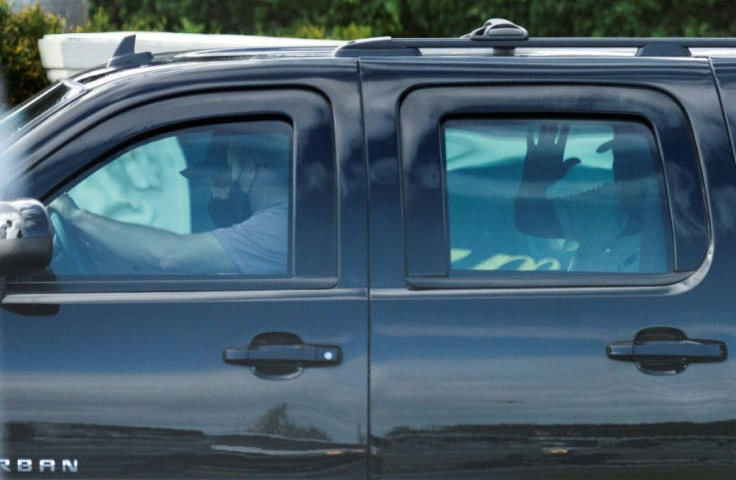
(49, 210, 90, 274)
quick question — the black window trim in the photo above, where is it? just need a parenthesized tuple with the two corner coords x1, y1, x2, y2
(400, 84, 709, 289)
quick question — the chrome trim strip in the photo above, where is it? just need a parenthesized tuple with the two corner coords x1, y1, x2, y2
(2, 288, 367, 304)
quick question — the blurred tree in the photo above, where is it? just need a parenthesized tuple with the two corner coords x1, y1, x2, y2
(86, 0, 205, 33)
(84, 0, 736, 38)
(0, 0, 63, 106)
(4, 0, 736, 106)
(85, 0, 382, 38)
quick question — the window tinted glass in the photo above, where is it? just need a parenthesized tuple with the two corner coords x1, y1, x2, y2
(48, 120, 292, 277)
(444, 119, 672, 274)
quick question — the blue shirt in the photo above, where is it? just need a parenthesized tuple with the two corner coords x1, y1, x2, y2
(211, 200, 288, 275)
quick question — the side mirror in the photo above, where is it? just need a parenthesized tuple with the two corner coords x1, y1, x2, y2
(0, 199, 53, 277)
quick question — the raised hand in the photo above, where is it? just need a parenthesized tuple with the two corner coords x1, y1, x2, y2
(521, 123, 580, 189)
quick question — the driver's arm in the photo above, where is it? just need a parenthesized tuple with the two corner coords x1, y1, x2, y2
(50, 194, 239, 274)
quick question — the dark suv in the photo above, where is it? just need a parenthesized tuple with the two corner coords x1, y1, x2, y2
(2, 19, 736, 478)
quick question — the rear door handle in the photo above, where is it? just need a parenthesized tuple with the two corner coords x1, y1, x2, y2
(607, 327, 727, 375)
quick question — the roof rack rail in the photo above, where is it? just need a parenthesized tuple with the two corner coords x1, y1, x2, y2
(107, 35, 154, 69)
(334, 36, 736, 58)
(333, 18, 736, 58)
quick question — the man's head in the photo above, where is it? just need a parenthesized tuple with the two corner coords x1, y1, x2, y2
(220, 131, 290, 216)
(226, 133, 290, 195)
(180, 123, 291, 214)
(181, 123, 291, 183)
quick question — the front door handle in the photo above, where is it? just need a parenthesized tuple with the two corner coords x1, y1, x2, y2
(223, 343, 342, 367)
(223, 332, 341, 379)
(607, 327, 727, 375)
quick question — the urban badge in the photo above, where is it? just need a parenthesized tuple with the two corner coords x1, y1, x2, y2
(0, 459, 78, 473)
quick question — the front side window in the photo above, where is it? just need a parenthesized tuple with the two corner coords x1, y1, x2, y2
(48, 120, 292, 277)
(444, 119, 672, 275)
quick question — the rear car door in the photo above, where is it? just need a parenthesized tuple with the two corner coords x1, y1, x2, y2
(0, 66, 369, 478)
(364, 56, 736, 478)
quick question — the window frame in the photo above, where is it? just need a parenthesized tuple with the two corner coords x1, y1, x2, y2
(400, 85, 708, 288)
(6, 88, 338, 293)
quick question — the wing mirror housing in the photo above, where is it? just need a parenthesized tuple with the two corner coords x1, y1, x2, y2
(0, 199, 53, 277)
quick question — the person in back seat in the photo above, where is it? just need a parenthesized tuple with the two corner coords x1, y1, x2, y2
(513, 122, 665, 273)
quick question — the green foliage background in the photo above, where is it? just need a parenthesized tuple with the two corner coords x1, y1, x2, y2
(2, 0, 736, 105)
(0, 0, 62, 106)
(85, 0, 736, 38)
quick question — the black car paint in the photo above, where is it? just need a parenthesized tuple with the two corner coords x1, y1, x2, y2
(0, 48, 735, 478)
(1, 59, 369, 478)
(363, 56, 736, 477)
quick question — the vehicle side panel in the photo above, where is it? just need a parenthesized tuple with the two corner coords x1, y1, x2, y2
(365, 57, 736, 478)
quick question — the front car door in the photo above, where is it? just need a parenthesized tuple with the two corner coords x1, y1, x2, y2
(0, 63, 369, 479)
(364, 55, 736, 478)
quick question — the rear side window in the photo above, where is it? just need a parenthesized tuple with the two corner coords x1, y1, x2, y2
(400, 85, 708, 287)
(444, 119, 672, 274)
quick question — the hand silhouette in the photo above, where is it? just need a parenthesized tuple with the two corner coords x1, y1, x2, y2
(521, 124, 580, 189)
